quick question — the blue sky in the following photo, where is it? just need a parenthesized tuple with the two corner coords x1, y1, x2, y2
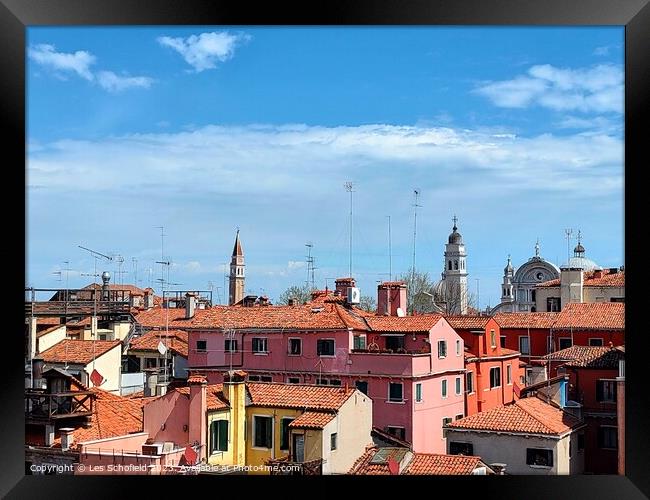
(26, 27, 624, 308)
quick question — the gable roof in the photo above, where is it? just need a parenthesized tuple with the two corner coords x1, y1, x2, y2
(542, 345, 624, 368)
(349, 447, 487, 475)
(129, 329, 188, 358)
(365, 314, 442, 333)
(538, 269, 624, 288)
(36, 339, 121, 365)
(446, 396, 582, 436)
(246, 383, 355, 411)
(288, 410, 336, 429)
(493, 312, 559, 329)
(445, 315, 491, 330)
(552, 302, 624, 330)
(172, 384, 229, 411)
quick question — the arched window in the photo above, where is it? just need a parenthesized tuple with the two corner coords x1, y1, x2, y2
(448, 261, 452, 270)
(454, 260, 458, 270)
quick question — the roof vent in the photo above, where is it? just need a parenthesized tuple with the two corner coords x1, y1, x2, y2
(311, 306, 324, 313)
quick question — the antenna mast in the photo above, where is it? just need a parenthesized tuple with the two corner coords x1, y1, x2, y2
(305, 242, 316, 290)
(412, 189, 421, 275)
(564, 228, 574, 265)
(344, 182, 354, 278)
(387, 216, 392, 281)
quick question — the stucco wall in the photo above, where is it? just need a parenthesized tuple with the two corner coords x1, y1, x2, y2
(143, 390, 190, 445)
(37, 326, 67, 353)
(83, 344, 122, 394)
(245, 407, 301, 471)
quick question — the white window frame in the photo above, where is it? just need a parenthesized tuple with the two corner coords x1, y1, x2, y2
(415, 382, 423, 403)
(288, 337, 302, 356)
(490, 329, 496, 348)
(224, 338, 238, 353)
(507, 364, 512, 385)
(252, 337, 268, 355)
(438, 339, 447, 359)
(441, 378, 448, 399)
(252, 414, 274, 450)
(489, 366, 501, 389)
(455, 376, 462, 395)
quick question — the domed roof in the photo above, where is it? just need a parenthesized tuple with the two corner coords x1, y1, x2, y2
(504, 256, 514, 274)
(562, 256, 599, 271)
(432, 278, 447, 300)
(574, 243, 585, 254)
(448, 217, 463, 244)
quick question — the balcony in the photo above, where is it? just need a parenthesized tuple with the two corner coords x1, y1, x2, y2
(349, 349, 433, 377)
(25, 389, 94, 422)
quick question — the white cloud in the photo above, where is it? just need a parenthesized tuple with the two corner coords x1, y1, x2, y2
(593, 46, 610, 56)
(28, 44, 96, 80)
(475, 64, 623, 113)
(157, 31, 251, 72)
(96, 71, 154, 92)
(287, 261, 306, 270)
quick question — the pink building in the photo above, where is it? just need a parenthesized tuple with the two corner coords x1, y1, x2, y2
(135, 280, 465, 453)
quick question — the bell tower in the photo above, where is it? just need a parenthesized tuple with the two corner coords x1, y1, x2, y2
(443, 216, 468, 314)
(229, 229, 245, 305)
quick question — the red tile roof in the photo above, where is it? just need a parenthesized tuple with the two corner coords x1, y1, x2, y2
(365, 314, 442, 332)
(174, 384, 228, 411)
(553, 302, 624, 330)
(537, 269, 625, 288)
(247, 383, 355, 411)
(542, 345, 624, 369)
(288, 411, 336, 429)
(37, 339, 121, 365)
(25, 388, 143, 449)
(349, 447, 486, 475)
(129, 329, 188, 357)
(37, 317, 61, 326)
(494, 312, 559, 329)
(446, 396, 581, 435)
(445, 315, 491, 330)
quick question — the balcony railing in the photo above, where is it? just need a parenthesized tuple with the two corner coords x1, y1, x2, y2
(350, 348, 430, 355)
(25, 389, 94, 421)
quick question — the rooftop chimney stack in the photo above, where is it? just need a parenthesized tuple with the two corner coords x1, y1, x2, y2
(188, 373, 208, 461)
(185, 292, 197, 319)
(144, 368, 159, 397)
(335, 277, 356, 298)
(60, 428, 75, 451)
(101, 271, 111, 301)
(377, 281, 407, 316)
(144, 289, 154, 310)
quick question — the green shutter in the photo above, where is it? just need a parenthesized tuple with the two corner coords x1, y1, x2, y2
(217, 420, 228, 451)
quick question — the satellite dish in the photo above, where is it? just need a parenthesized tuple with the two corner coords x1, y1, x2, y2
(396, 307, 405, 317)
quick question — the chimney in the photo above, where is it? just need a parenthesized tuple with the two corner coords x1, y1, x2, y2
(60, 428, 75, 451)
(144, 289, 154, 310)
(144, 368, 159, 397)
(44, 424, 55, 447)
(223, 370, 247, 465)
(185, 292, 197, 319)
(27, 316, 38, 361)
(188, 373, 208, 462)
(101, 271, 111, 301)
(258, 296, 269, 307)
(560, 266, 584, 306)
(593, 268, 604, 279)
(335, 278, 355, 298)
(32, 358, 45, 389)
(288, 298, 296, 306)
(377, 281, 407, 316)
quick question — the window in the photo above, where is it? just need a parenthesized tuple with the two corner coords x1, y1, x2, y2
(448, 260, 452, 270)
(454, 260, 458, 270)
(449, 442, 473, 456)
(415, 383, 422, 402)
(559, 338, 572, 350)
(317, 339, 335, 356)
(598, 427, 618, 449)
(248, 375, 260, 381)
(260, 375, 273, 382)
(355, 380, 368, 395)
(531, 290, 536, 302)
(441, 379, 448, 398)
(280, 418, 293, 450)
(610, 297, 624, 303)
(589, 338, 604, 347)
(455, 414, 463, 420)
(329, 379, 342, 386)
(489, 367, 501, 389)
(547, 297, 561, 312)
(210, 420, 228, 453)
(287, 377, 300, 384)
(389, 382, 403, 402)
(225, 339, 238, 352)
(507, 364, 512, 384)
(466, 372, 474, 393)
(438, 340, 447, 358)
(519, 336, 530, 355)
(456, 339, 461, 356)
(490, 330, 496, 348)
(442, 417, 453, 426)
(526, 448, 553, 467)
(316, 378, 329, 386)
(500, 336, 507, 348)
(386, 336, 405, 351)
(455, 377, 462, 395)
(289, 338, 302, 355)
(596, 380, 617, 402)
(386, 427, 406, 440)
(353, 335, 366, 350)
(330, 433, 338, 451)
(252, 337, 268, 354)
(196, 340, 207, 352)
(253, 416, 273, 449)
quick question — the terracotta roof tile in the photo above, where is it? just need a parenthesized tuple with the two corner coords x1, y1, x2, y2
(174, 384, 228, 411)
(494, 312, 559, 329)
(247, 383, 354, 411)
(445, 315, 491, 330)
(349, 447, 485, 475)
(553, 302, 624, 330)
(129, 329, 188, 357)
(37, 317, 61, 326)
(446, 396, 581, 435)
(542, 345, 624, 368)
(37, 340, 121, 365)
(365, 314, 442, 332)
(288, 411, 336, 429)
(537, 269, 625, 288)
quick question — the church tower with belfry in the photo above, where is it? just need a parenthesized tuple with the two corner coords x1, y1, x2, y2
(443, 216, 468, 315)
(229, 229, 245, 305)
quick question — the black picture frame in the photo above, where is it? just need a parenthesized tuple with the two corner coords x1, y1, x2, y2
(2, 0, 647, 498)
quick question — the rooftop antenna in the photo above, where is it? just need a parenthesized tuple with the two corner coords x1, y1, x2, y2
(305, 242, 316, 290)
(387, 215, 392, 281)
(344, 181, 354, 278)
(132, 258, 138, 287)
(221, 262, 228, 305)
(154, 226, 166, 290)
(564, 229, 574, 265)
(63, 260, 72, 302)
(78, 245, 112, 372)
(113, 254, 128, 285)
(475, 278, 480, 314)
(412, 190, 421, 274)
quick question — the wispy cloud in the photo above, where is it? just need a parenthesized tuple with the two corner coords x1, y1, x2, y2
(28, 44, 96, 80)
(28, 44, 153, 93)
(593, 46, 610, 56)
(474, 64, 623, 114)
(96, 71, 155, 92)
(157, 31, 251, 72)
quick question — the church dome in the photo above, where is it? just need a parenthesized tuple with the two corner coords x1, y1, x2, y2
(574, 243, 585, 254)
(562, 256, 599, 271)
(448, 230, 463, 244)
(504, 257, 514, 274)
(432, 278, 447, 301)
